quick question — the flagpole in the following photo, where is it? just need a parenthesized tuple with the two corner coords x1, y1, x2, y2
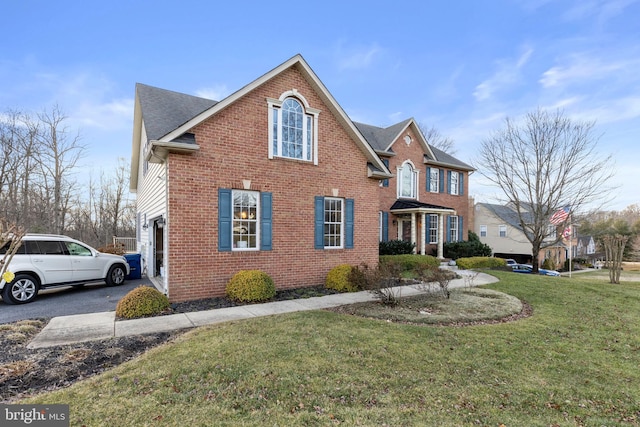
(569, 222, 572, 278)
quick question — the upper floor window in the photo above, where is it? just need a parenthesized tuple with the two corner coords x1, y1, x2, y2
(429, 168, 440, 192)
(448, 171, 464, 196)
(268, 91, 320, 164)
(499, 225, 507, 238)
(398, 161, 418, 199)
(480, 225, 487, 237)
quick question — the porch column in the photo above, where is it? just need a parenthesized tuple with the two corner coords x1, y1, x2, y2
(437, 213, 444, 259)
(411, 212, 417, 254)
(420, 212, 426, 255)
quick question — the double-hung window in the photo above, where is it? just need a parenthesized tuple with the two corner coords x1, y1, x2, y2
(499, 225, 507, 238)
(218, 189, 272, 252)
(480, 225, 487, 237)
(398, 161, 418, 199)
(429, 168, 440, 192)
(449, 215, 459, 242)
(428, 214, 438, 244)
(268, 92, 320, 164)
(447, 171, 464, 196)
(315, 196, 354, 250)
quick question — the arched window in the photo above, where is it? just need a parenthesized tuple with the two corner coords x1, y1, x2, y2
(268, 91, 320, 163)
(398, 161, 418, 199)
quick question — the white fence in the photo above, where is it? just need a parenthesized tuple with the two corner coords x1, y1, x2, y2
(113, 236, 137, 253)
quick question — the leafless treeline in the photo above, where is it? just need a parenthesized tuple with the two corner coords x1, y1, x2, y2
(0, 106, 135, 248)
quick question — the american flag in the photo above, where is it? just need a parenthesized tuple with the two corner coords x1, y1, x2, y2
(550, 206, 570, 225)
(563, 226, 572, 240)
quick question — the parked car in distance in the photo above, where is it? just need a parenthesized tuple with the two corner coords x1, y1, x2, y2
(0, 234, 130, 304)
(512, 264, 560, 277)
(505, 259, 518, 268)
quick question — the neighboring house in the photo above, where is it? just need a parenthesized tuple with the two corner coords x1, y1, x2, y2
(475, 202, 567, 267)
(355, 120, 474, 258)
(576, 235, 598, 260)
(130, 55, 393, 302)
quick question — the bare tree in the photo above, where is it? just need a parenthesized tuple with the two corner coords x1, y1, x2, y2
(418, 123, 457, 155)
(36, 105, 85, 234)
(603, 235, 628, 284)
(476, 109, 615, 272)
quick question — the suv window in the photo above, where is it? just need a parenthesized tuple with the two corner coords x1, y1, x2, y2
(65, 241, 92, 256)
(33, 240, 67, 255)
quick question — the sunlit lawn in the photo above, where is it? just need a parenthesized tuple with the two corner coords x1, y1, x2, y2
(24, 271, 640, 426)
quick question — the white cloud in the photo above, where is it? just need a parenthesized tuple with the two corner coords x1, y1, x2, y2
(195, 85, 230, 101)
(539, 54, 628, 88)
(473, 46, 534, 101)
(73, 98, 133, 130)
(335, 44, 382, 70)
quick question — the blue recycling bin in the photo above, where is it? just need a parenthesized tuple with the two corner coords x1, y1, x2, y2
(124, 253, 142, 280)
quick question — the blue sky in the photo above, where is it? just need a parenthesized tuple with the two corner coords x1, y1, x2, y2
(2, 0, 638, 210)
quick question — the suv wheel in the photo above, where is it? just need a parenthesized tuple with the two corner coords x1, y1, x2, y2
(105, 264, 126, 286)
(2, 274, 40, 304)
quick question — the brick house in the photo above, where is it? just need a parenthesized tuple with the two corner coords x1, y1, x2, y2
(129, 55, 472, 302)
(355, 120, 474, 258)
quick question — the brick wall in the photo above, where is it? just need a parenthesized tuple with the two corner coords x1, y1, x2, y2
(378, 125, 471, 253)
(165, 66, 380, 302)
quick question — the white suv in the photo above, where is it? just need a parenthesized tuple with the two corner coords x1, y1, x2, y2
(0, 234, 130, 304)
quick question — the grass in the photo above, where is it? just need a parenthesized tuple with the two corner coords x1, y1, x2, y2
(23, 271, 640, 426)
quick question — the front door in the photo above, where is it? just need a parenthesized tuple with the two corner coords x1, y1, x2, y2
(153, 220, 164, 277)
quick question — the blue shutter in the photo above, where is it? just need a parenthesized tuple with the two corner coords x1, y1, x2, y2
(314, 196, 324, 249)
(218, 189, 232, 251)
(345, 198, 354, 249)
(447, 171, 452, 194)
(260, 192, 272, 251)
(446, 215, 451, 243)
(439, 169, 445, 193)
(382, 211, 389, 242)
(382, 159, 389, 187)
(459, 172, 464, 195)
(426, 167, 431, 191)
(458, 216, 464, 241)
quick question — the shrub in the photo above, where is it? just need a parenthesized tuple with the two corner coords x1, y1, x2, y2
(97, 243, 126, 255)
(116, 286, 170, 319)
(443, 231, 492, 260)
(350, 262, 403, 306)
(542, 258, 557, 271)
(226, 270, 276, 303)
(380, 254, 440, 272)
(456, 256, 506, 270)
(325, 264, 360, 293)
(379, 240, 415, 255)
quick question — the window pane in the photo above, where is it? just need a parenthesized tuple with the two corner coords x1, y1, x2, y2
(232, 190, 259, 250)
(323, 198, 343, 248)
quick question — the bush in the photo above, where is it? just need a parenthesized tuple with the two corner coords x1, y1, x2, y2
(379, 240, 415, 255)
(456, 256, 506, 270)
(325, 264, 360, 293)
(350, 262, 403, 306)
(443, 231, 492, 260)
(116, 286, 170, 319)
(226, 270, 276, 303)
(97, 243, 126, 255)
(380, 254, 440, 272)
(542, 258, 557, 271)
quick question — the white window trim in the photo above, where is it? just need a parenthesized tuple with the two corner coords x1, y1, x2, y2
(450, 172, 459, 196)
(429, 167, 440, 193)
(450, 215, 459, 242)
(397, 160, 419, 200)
(480, 225, 487, 237)
(429, 214, 438, 244)
(232, 189, 260, 251)
(499, 224, 507, 238)
(324, 197, 344, 249)
(267, 90, 320, 165)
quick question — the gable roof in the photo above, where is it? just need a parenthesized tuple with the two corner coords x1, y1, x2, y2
(130, 54, 392, 190)
(354, 119, 474, 171)
(478, 202, 531, 230)
(136, 84, 217, 141)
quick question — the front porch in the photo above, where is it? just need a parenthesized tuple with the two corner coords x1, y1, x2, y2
(389, 200, 456, 259)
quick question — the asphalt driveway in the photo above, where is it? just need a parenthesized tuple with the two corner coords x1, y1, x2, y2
(0, 278, 155, 324)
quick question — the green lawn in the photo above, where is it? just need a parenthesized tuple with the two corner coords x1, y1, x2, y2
(25, 271, 640, 426)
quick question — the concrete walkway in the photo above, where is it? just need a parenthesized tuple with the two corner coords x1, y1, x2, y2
(27, 270, 498, 349)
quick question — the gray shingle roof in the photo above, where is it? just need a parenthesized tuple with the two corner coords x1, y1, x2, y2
(478, 203, 532, 230)
(354, 119, 473, 170)
(136, 83, 217, 141)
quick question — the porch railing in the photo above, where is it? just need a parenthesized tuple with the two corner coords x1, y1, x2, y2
(113, 236, 137, 253)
